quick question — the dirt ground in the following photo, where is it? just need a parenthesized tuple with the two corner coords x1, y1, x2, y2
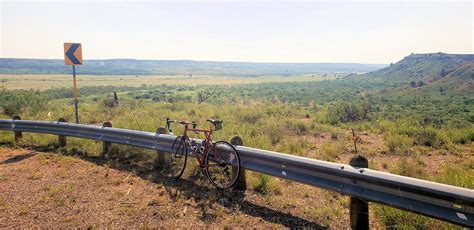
(0, 129, 468, 229)
(0, 147, 345, 229)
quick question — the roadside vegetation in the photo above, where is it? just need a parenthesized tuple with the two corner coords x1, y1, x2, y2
(0, 72, 472, 228)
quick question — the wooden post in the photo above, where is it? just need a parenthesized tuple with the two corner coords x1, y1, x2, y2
(113, 92, 119, 105)
(349, 155, 369, 230)
(230, 135, 246, 191)
(154, 127, 167, 170)
(12, 115, 22, 142)
(58, 118, 67, 147)
(102, 121, 112, 156)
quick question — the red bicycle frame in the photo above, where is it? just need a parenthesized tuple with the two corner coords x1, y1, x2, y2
(179, 122, 215, 166)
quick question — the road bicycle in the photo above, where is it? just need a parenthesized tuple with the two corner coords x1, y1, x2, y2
(165, 118, 241, 189)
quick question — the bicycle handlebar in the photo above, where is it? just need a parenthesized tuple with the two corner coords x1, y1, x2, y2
(166, 118, 198, 134)
(166, 118, 222, 134)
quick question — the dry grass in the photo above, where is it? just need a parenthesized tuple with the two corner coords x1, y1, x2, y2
(0, 74, 334, 90)
(0, 122, 471, 228)
(0, 147, 330, 228)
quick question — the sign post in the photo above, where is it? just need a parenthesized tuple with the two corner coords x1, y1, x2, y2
(64, 43, 83, 124)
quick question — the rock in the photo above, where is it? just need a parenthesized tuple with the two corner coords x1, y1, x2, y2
(218, 197, 231, 207)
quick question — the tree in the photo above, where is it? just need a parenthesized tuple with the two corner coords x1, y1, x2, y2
(416, 81, 426, 87)
(197, 88, 217, 104)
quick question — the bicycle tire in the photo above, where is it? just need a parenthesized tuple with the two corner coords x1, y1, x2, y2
(169, 136, 188, 179)
(204, 141, 241, 189)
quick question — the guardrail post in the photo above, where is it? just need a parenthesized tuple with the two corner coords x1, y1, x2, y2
(154, 127, 168, 170)
(57, 118, 67, 147)
(349, 155, 369, 230)
(102, 121, 112, 156)
(230, 135, 246, 191)
(12, 115, 22, 142)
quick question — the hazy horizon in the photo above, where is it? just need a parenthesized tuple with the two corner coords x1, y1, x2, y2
(1, 1, 472, 64)
(0, 56, 390, 64)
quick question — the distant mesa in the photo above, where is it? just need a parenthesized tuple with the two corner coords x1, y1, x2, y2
(0, 58, 385, 76)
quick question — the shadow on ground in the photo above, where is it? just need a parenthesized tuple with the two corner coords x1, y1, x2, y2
(3, 143, 327, 228)
(1, 151, 37, 164)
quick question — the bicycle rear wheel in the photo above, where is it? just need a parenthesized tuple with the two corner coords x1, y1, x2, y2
(204, 141, 241, 189)
(168, 136, 188, 179)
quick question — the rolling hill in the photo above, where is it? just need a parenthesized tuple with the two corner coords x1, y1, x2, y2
(365, 53, 474, 80)
(444, 62, 474, 79)
(0, 58, 385, 76)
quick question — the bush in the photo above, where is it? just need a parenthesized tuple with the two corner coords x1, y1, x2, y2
(396, 124, 447, 149)
(415, 127, 443, 148)
(102, 98, 115, 108)
(384, 133, 412, 154)
(436, 164, 473, 189)
(238, 110, 263, 124)
(445, 128, 473, 145)
(0, 90, 48, 116)
(286, 120, 309, 135)
(320, 141, 346, 162)
(254, 174, 281, 195)
(390, 158, 426, 179)
(1, 100, 21, 116)
(374, 205, 439, 229)
(326, 100, 371, 124)
(276, 137, 311, 156)
(264, 122, 285, 145)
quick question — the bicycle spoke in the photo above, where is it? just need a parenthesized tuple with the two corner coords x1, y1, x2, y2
(167, 137, 187, 179)
(205, 141, 241, 189)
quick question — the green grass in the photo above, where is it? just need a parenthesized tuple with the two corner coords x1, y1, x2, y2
(384, 133, 413, 155)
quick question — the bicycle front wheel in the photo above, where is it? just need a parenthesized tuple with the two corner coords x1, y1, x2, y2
(168, 136, 188, 179)
(204, 141, 241, 189)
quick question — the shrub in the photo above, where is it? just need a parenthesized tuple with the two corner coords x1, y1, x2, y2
(444, 128, 473, 145)
(102, 98, 115, 108)
(0, 90, 48, 116)
(415, 127, 443, 148)
(374, 205, 438, 229)
(1, 100, 21, 116)
(384, 133, 412, 154)
(264, 122, 285, 145)
(436, 164, 473, 189)
(286, 120, 309, 135)
(254, 174, 281, 195)
(237, 110, 263, 124)
(320, 141, 346, 162)
(390, 158, 426, 179)
(326, 100, 371, 124)
(276, 137, 311, 156)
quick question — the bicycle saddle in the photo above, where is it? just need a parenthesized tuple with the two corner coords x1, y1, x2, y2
(206, 119, 223, 125)
(178, 120, 191, 125)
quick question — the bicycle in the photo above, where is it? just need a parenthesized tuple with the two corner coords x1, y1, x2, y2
(165, 118, 241, 189)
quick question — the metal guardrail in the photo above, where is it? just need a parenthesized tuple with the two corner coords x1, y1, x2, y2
(0, 119, 473, 227)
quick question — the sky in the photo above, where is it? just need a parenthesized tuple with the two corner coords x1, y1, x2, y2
(0, 1, 472, 64)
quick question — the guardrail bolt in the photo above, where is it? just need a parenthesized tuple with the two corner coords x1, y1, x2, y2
(12, 115, 22, 142)
(230, 135, 246, 191)
(58, 118, 67, 147)
(102, 121, 113, 156)
(349, 154, 369, 230)
(154, 127, 168, 170)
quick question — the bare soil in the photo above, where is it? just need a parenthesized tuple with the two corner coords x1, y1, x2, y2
(0, 147, 336, 228)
